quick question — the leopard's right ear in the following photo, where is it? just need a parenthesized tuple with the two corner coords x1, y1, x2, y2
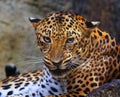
(29, 17, 41, 28)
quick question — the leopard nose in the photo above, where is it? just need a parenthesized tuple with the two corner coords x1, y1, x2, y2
(52, 60, 62, 67)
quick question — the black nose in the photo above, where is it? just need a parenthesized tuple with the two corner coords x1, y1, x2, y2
(52, 61, 62, 67)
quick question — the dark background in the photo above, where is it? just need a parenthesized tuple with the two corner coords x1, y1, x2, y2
(72, 0, 120, 44)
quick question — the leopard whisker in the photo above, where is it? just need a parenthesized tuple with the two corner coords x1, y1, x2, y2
(17, 55, 43, 65)
(67, 63, 80, 70)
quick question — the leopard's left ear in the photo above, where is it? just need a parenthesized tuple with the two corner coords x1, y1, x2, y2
(85, 21, 100, 28)
(29, 17, 41, 28)
(83, 21, 100, 37)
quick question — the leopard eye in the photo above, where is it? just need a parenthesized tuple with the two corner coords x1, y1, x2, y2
(43, 36, 51, 43)
(66, 38, 74, 43)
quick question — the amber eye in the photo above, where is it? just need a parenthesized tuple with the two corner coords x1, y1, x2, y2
(43, 36, 51, 43)
(66, 38, 74, 43)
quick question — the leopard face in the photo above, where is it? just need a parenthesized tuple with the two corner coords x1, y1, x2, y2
(29, 12, 99, 78)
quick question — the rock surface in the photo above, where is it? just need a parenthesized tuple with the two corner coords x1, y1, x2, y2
(87, 79, 120, 97)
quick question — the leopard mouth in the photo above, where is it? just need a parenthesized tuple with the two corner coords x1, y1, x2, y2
(44, 60, 72, 78)
(50, 69, 69, 78)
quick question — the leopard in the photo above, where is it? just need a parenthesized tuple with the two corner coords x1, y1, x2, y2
(29, 11, 120, 97)
(0, 11, 120, 97)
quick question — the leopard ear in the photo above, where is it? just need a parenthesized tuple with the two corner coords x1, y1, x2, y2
(83, 21, 100, 37)
(29, 17, 41, 28)
(85, 21, 100, 28)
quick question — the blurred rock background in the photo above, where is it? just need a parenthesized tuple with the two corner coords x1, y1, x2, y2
(0, 0, 119, 80)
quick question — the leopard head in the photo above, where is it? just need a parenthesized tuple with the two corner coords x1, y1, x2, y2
(29, 12, 100, 78)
